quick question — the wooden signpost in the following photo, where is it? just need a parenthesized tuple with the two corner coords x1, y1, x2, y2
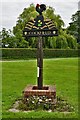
(23, 4, 58, 90)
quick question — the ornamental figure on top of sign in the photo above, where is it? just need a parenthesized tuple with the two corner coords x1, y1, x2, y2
(34, 4, 46, 29)
(36, 4, 46, 15)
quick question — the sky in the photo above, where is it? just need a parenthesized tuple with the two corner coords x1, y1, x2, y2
(0, 0, 79, 31)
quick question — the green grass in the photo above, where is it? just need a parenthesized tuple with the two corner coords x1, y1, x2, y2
(2, 58, 78, 118)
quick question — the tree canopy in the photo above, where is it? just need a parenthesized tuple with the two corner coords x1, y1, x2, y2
(0, 4, 78, 49)
(67, 10, 80, 43)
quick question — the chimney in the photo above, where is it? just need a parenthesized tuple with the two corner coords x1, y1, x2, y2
(78, 1, 80, 10)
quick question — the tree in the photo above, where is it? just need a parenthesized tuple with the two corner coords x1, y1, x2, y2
(67, 10, 80, 43)
(0, 28, 16, 48)
(13, 4, 65, 48)
(56, 35, 68, 49)
(43, 7, 64, 30)
(1, 4, 78, 49)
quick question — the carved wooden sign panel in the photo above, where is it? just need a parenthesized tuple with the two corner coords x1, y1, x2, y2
(23, 15, 58, 37)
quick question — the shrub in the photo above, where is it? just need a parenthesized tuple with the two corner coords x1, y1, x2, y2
(2, 48, 36, 59)
(0, 48, 78, 60)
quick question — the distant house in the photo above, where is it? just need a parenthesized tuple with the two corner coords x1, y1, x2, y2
(78, 1, 80, 10)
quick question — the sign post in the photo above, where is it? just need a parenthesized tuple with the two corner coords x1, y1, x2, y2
(37, 36, 43, 89)
(23, 4, 58, 90)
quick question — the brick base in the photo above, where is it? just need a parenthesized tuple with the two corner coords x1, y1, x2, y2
(23, 85, 56, 99)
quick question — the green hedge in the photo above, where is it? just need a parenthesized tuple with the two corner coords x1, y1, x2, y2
(43, 49, 78, 58)
(0, 48, 79, 60)
(1, 48, 36, 59)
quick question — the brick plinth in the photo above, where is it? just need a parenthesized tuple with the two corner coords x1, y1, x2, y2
(23, 85, 56, 98)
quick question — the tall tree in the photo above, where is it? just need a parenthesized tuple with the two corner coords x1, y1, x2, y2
(67, 10, 80, 43)
(0, 28, 16, 48)
(13, 4, 65, 48)
(1, 4, 77, 49)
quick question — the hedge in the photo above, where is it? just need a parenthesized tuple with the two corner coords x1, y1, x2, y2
(0, 48, 79, 60)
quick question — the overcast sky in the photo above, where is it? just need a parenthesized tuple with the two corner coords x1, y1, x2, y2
(0, 0, 79, 31)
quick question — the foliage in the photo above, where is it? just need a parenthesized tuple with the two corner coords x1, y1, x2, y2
(0, 28, 16, 48)
(12, 4, 65, 49)
(67, 10, 80, 43)
(12, 4, 78, 49)
(43, 6, 64, 29)
(0, 4, 78, 49)
(0, 28, 29, 48)
(1, 48, 78, 60)
(60, 29, 77, 49)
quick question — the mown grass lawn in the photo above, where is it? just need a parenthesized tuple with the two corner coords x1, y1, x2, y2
(2, 58, 78, 119)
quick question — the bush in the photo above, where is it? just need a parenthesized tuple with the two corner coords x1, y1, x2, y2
(0, 48, 78, 60)
(43, 49, 78, 58)
(2, 48, 36, 59)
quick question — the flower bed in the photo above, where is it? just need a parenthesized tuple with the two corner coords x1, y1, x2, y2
(10, 96, 75, 112)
